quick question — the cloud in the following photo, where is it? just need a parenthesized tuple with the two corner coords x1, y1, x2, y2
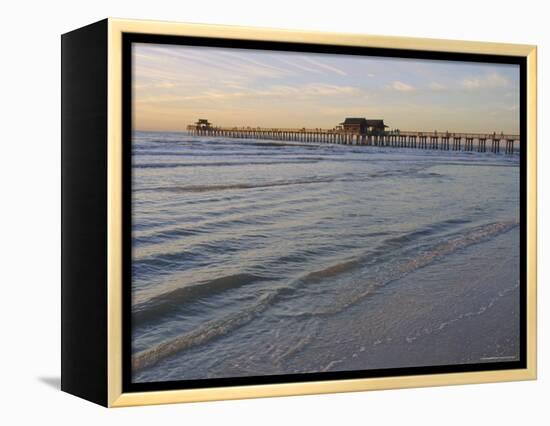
(461, 72, 508, 89)
(429, 82, 446, 90)
(239, 83, 360, 99)
(138, 45, 290, 81)
(134, 81, 178, 90)
(275, 57, 324, 75)
(284, 83, 358, 96)
(302, 57, 347, 76)
(391, 81, 416, 92)
(216, 50, 291, 76)
(136, 83, 361, 105)
(461, 78, 481, 89)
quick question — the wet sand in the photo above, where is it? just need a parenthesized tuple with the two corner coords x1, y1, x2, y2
(282, 226, 520, 373)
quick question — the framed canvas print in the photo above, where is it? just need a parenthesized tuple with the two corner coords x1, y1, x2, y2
(61, 18, 537, 407)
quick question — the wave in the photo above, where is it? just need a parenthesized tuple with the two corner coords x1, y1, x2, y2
(142, 177, 336, 193)
(132, 220, 518, 371)
(300, 258, 360, 282)
(133, 159, 320, 169)
(302, 220, 520, 316)
(132, 290, 278, 372)
(133, 273, 267, 326)
(133, 149, 334, 158)
(381, 218, 470, 249)
(132, 193, 330, 242)
(137, 167, 427, 194)
(228, 141, 323, 148)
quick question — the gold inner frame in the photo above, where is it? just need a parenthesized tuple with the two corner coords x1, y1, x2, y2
(106, 18, 537, 407)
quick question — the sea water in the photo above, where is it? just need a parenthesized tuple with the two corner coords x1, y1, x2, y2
(131, 131, 520, 382)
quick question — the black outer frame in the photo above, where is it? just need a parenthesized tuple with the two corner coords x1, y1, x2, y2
(61, 19, 109, 406)
(121, 33, 528, 394)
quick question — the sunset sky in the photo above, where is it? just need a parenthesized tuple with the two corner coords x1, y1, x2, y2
(133, 43, 520, 134)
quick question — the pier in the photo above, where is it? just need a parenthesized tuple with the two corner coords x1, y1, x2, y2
(187, 118, 520, 154)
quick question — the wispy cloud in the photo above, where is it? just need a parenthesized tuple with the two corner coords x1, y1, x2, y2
(302, 57, 347, 76)
(390, 81, 416, 92)
(134, 81, 178, 90)
(139, 45, 290, 80)
(429, 82, 446, 90)
(461, 72, 508, 89)
(276, 57, 324, 75)
(136, 83, 361, 104)
(273, 83, 358, 97)
(216, 50, 292, 76)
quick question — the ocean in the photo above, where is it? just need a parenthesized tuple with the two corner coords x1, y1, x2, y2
(131, 131, 520, 383)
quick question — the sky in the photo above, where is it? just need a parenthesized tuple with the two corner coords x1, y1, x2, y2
(133, 43, 520, 134)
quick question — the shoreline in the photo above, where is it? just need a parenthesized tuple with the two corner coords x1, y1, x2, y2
(282, 226, 520, 374)
(131, 133, 520, 383)
(133, 226, 520, 382)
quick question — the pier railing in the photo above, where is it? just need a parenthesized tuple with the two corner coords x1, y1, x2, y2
(186, 126, 520, 154)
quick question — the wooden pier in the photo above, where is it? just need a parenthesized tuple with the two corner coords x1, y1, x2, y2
(186, 120, 520, 154)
